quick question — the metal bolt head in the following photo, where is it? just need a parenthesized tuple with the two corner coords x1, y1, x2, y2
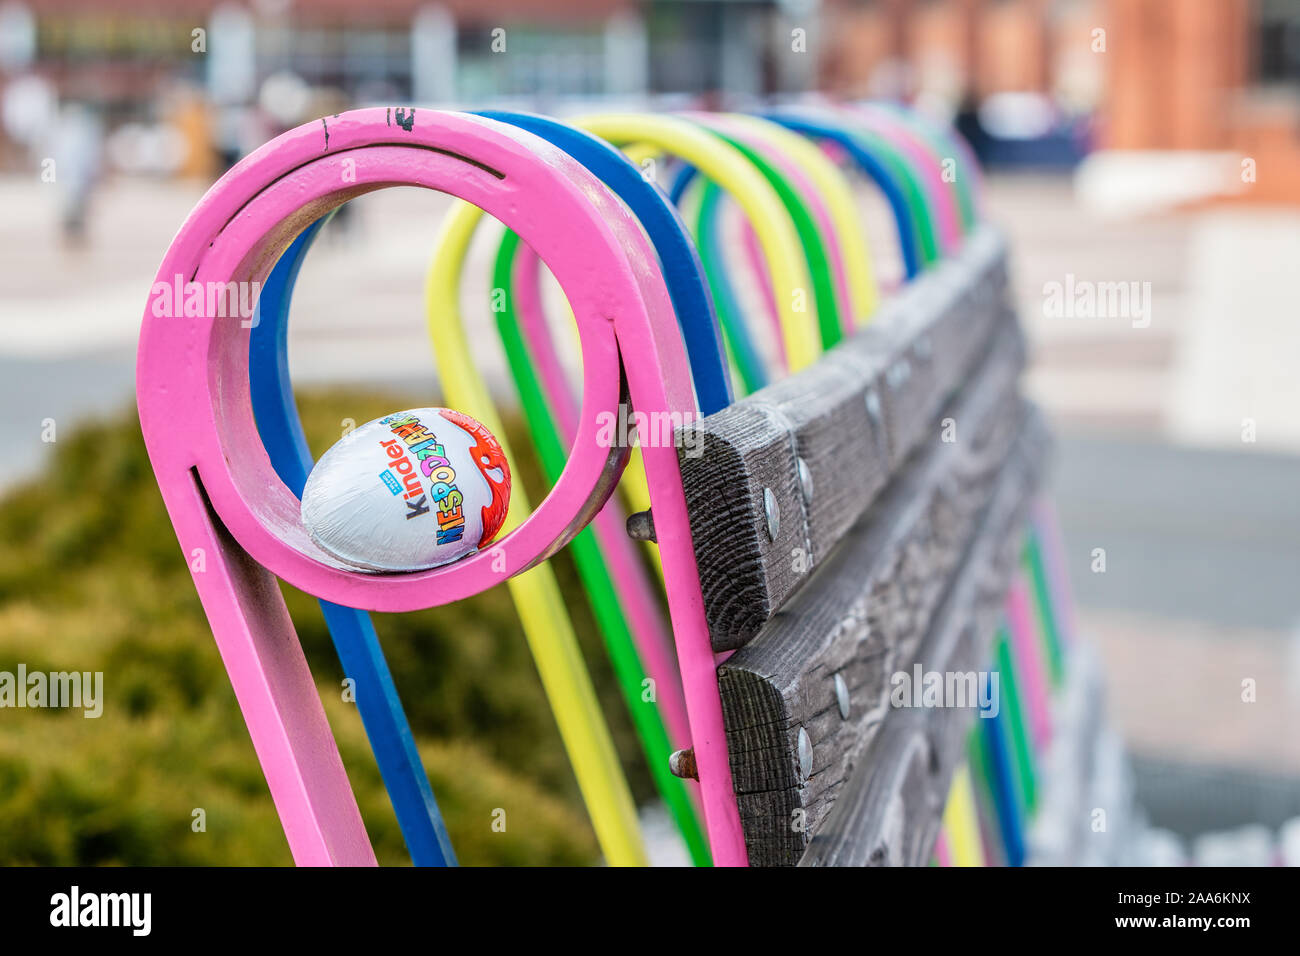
(626, 510, 656, 542)
(864, 388, 881, 424)
(763, 487, 780, 541)
(796, 457, 813, 504)
(797, 727, 813, 782)
(669, 748, 698, 781)
(834, 673, 850, 720)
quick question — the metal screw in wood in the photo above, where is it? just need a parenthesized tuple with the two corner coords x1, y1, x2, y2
(834, 673, 850, 720)
(763, 488, 780, 541)
(796, 457, 813, 504)
(797, 727, 813, 782)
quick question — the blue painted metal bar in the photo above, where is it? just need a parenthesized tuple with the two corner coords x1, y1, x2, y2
(678, 176, 769, 393)
(978, 682, 1026, 867)
(476, 110, 734, 417)
(250, 215, 457, 867)
(762, 110, 923, 280)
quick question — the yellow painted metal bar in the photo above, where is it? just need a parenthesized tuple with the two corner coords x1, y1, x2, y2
(720, 113, 880, 325)
(576, 113, 820, 371)
(942, 764, 987, 867)
(425, 200, 647, 866)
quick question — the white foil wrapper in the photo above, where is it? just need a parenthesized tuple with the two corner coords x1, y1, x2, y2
(301, 408, 511, 572)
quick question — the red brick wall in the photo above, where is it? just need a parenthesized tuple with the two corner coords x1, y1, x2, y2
(1102, 0, 1251, 150)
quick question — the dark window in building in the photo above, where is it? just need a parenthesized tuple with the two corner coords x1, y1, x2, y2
(1257, 0, 1300, 83)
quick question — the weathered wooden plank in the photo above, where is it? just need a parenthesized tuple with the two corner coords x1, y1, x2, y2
(910, 414, 1055, 790)
(672, 401, 809, 644)
(716, 327, 1033, 866)
(798, 410, 1053, 867)
(746, 354, 889, 571)
(677, 225, 1013, 651)
(795, 720, 940, 867)
(828, 226, 1010, 472)
(725, 408, 1035, 865)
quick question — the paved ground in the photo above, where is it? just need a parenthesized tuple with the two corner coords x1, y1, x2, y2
(1, 169, 1298, 789)
(984, 175, 1300, 782)
(1051, 430, 1300, 777)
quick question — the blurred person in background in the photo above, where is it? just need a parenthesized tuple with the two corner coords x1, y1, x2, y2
(48, 99, 102, 246)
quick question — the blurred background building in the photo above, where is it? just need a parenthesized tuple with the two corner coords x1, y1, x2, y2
(2, 0, 1297, 191)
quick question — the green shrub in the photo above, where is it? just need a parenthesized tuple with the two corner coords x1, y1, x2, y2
(0, 390, 655, 865)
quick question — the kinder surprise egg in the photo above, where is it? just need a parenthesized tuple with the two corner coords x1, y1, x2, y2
(301, 408, 511, 572)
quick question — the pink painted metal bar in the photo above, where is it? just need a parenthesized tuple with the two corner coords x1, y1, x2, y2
(1032, 496, 1077, 648)
(848, 104, 963, 255)
(738, 214, 787, 370)
(692, 112, 856, 335)
(934, 828, 953, 867)
(509, 247, 694, 751)
(1004, 573, 1053, 751)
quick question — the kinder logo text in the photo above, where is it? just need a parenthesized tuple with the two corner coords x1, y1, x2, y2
(50, 886, 151, 936)
(379, 412, 465, 546)
(148, 274, 261, 324)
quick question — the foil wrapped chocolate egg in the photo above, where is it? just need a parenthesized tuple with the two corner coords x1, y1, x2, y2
(301, 408, 511, 572)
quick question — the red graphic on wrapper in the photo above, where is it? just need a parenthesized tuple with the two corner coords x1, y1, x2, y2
(438, 409, 511, 547)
